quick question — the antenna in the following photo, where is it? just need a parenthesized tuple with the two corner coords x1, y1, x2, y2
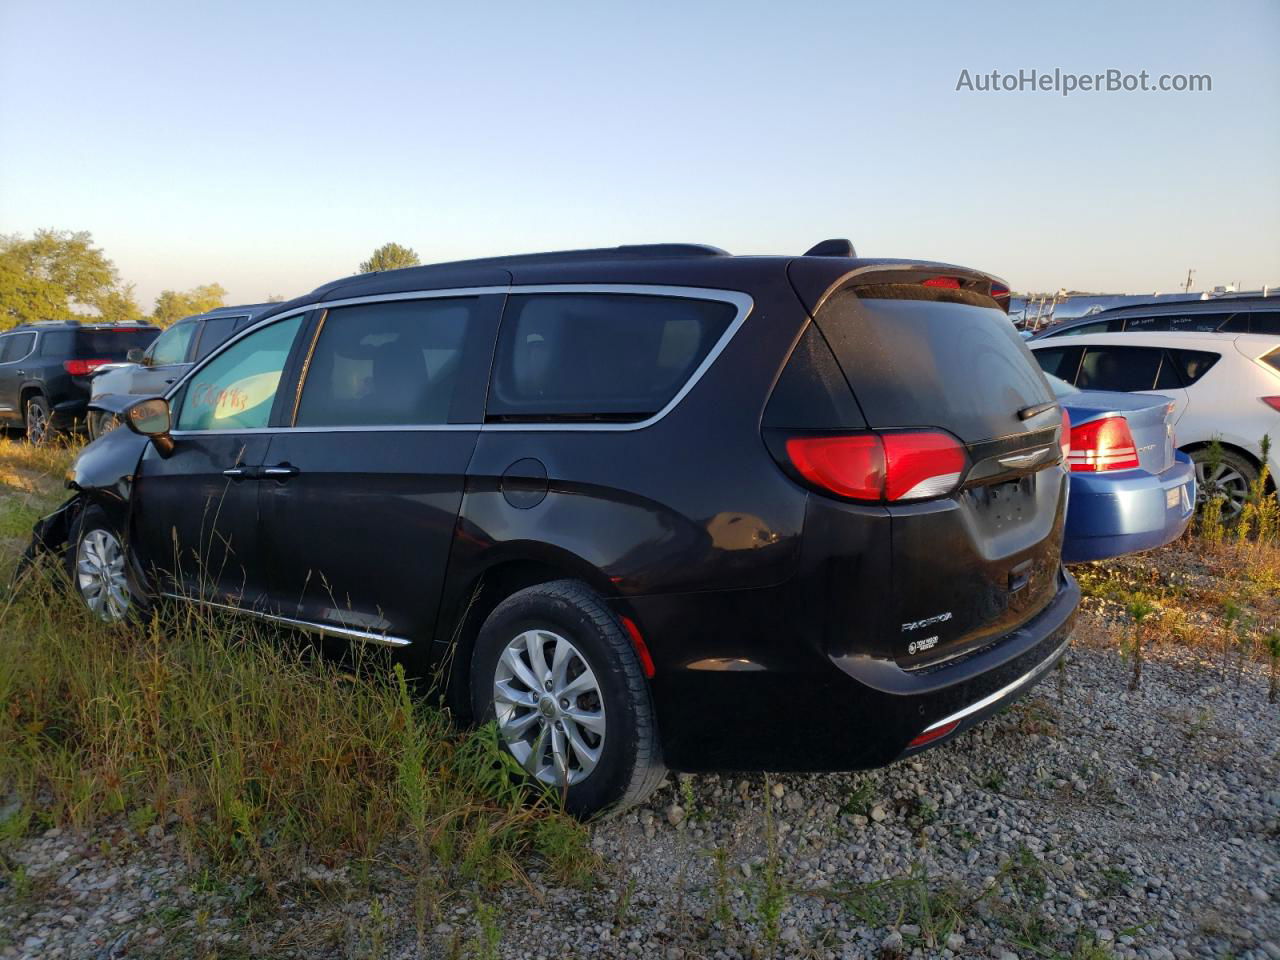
(1182, 268, 1195, 293)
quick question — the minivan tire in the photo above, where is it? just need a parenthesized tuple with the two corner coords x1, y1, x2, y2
(470, 580, 664, 818)
(25, 394, 52, 445)
(65, 504, 138, 623)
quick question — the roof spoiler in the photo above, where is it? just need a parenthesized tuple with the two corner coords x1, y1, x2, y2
(803, 238, 857, 258)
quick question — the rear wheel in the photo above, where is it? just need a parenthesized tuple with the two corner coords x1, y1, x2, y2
(470, 580, 663, 817)
(1191, 447, 1256, 520)
(65, 505, 135, 622)
(24, 395, 52, 445)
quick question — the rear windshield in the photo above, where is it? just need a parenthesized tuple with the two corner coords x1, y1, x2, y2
(814, 290, 1054, 443)
(487, 293, 737, 421)
(40, 328, 158, 359)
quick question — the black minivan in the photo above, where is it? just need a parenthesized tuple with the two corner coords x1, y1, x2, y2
(33, 243, 1078, 815)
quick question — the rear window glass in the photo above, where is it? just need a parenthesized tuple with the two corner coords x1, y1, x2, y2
(1078, 346, 1162, 392)
(39, 328, 157, 359)
(487, 294, 737, 421)
(1166, 349, 1220, 386)
(815, 292, 1053, 443)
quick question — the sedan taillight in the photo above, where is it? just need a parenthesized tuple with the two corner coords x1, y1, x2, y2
(1068, 416, 1140, 472)
(784, 430, 967, 502)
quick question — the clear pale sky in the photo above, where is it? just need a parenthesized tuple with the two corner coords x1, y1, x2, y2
(2, 0, 1277, 307)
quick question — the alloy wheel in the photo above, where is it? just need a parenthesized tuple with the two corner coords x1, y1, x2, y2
(26, 403, 49, 445)
(492, 629, 606, 787)
(1194, 460, 1249, 520)
(76, 528, 130, 621)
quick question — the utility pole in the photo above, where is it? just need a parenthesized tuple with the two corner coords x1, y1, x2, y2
(1183, 268, 1195, 293)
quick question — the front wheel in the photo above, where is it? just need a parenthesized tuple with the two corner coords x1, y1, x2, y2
(65, 505, 137, 622)
(470, 580, 664, 817)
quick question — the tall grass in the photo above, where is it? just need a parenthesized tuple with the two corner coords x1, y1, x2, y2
(0, 560, 592, 898)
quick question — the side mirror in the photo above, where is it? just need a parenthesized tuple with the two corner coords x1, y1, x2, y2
(126, 347, 145, 364)
(124, 397, 174, 455)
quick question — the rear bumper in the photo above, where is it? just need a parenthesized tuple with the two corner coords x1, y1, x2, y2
(633, 568, 1079, 772)
(1062, 452, 1196, 564)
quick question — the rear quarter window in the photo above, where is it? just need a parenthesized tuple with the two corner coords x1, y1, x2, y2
(1166, 349, 1221, 386)
(486, 293, 738, 422)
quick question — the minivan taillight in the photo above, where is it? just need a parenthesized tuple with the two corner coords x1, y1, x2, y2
(1067, 417, 1140, 472)
(1261, 396, 1280, 412)
(63, 359, 110, 375)
(784, 431, 967, 502)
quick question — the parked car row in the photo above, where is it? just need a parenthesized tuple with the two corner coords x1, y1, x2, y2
(22, 242, 1264, 815)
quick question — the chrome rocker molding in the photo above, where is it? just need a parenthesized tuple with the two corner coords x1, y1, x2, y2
(161, 592, 413, 647)
(917, 637, 1070, 735)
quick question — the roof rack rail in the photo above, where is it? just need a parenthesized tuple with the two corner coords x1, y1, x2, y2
(381, 243, 731, 272)
(803, 239, 857, 258)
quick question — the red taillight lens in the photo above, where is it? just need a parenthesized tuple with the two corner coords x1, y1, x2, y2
(785, 431, 966, 502)
(62, 358, 109, 375)
(785, 435, 884, 500)
(922, 276, 962, 289)
(1068, 416, 1140, 472)
(1262, 396, 1280, 412)
(1059, 408, 1072, 463)
(882, 432, 967, 500)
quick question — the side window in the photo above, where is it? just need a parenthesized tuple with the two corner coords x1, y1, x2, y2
(1031, 345, 1084, 383)
(294, 299, 474, 427)
(1121, 315, 1167, 332)
(1077, 346, 1162, 392)
(1, 333, 35, 362)
(38, 331, 73, 357)
(1154, 353, 1182, 390)
(1165, 349, 1221, 387)
(1250, 311, 1280, 335)
(176, 315, 303, 431)
(148, 322, 197, 366)
(488, 293, 738, 421)
(1054, 320, 1111, 336)
(193, 316, 241, 361)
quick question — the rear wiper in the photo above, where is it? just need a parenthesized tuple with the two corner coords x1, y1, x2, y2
(1017, 400, 1059, 421)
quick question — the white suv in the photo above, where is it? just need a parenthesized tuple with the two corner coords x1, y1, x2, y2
(1030, 332, 1280, 518)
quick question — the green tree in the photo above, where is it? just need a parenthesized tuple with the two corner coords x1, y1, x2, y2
(0, 229, 135, 329)
(359, 242, 421, 274)
(151, 283, 228, 327)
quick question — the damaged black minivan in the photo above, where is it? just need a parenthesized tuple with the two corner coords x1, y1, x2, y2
(30, 242, 1079, 815)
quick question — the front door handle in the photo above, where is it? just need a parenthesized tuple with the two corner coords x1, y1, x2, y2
(261, 464, 300, 480)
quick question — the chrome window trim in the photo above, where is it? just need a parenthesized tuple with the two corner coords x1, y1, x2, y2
(0, 331, 37, 365)
(164, 284, 754, 436)
(160, 592, 412, 647)
(918, 638, 1069, 734)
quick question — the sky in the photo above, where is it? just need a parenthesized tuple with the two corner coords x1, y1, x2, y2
(1, 0, 1277, 307)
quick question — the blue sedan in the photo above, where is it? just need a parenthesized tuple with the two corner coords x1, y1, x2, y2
(1049, 375, 1196, 564)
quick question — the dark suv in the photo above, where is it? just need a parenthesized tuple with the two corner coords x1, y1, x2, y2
(32, 243, 1078, 815)
(87, 304, 273, 438)
(0, 321, 158, 442)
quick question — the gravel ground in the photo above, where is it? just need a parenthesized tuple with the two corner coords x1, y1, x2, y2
(2, 639, 1278, 960)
